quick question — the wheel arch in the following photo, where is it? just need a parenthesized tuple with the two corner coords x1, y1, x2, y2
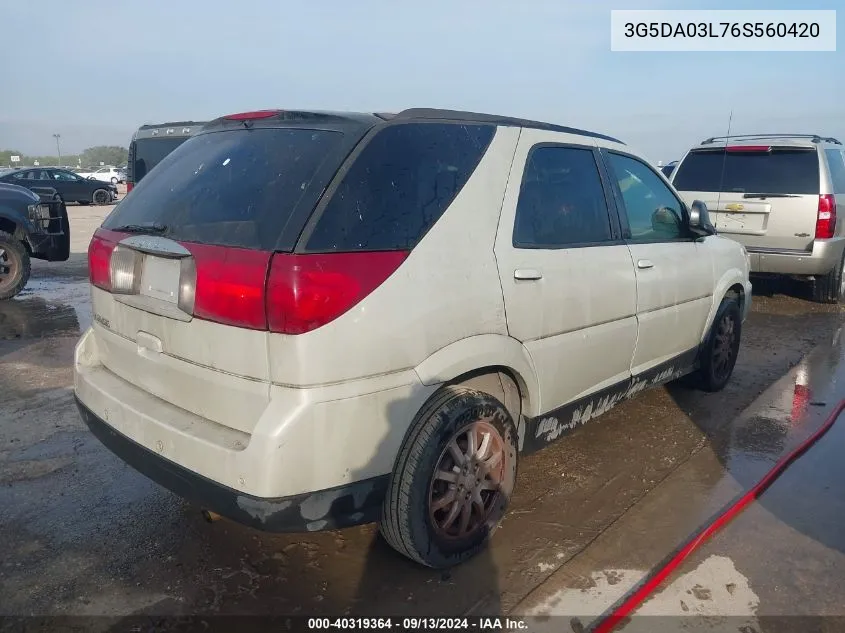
(413, 334, 541, 419)
(701, 269, 747, 343)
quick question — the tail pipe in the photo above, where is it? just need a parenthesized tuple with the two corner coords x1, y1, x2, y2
(592, 398, 845, 633)
(202, 509, 221, 523)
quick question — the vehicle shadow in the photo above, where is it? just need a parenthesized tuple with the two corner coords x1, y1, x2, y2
(344, 388, 503, 620)
(0, 294, 80, 341)
(95, 386, 503, 631)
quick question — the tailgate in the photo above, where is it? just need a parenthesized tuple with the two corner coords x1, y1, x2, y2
(90, 236, 270, 435)
(688, 193, 818, 251)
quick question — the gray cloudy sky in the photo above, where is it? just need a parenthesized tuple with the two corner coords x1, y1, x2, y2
(1, 0, 842, 162)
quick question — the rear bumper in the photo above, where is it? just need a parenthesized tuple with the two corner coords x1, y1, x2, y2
(73, 326, 435, 531)
(748, 237, 845, 275)
(76, 396, 388, 532)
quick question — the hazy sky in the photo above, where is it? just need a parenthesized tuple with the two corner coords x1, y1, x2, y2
(1, 0, 842, 162)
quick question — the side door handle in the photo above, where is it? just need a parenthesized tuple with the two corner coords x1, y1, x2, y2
(514, 269, 543, 281)
(637, 259, 654, 270)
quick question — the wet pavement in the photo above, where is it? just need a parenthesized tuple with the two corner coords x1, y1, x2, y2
(1, 207, 844, 628)
(516, 325, 845, 632)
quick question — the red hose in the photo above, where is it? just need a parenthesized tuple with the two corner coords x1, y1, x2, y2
(592, 398, 845, 633)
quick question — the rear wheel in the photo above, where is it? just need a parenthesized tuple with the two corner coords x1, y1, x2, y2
(110, 177, 118, 184)
(811, 251, 845, 304)
(693, 296, 742, 392)
(92, 189, 110, 205)
(0, 232, 31, 300)
(380, 386, 518, 568)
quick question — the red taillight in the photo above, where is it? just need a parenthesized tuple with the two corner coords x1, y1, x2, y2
(88, 232, 408, 334)
(186, 243, 272, 330)
(126, 181, 134, 192)
(88, 229, 126, 290)
(726, 145, 771, 152)
(223, 110, 281, 121)
(816, 194, 837, 239)
(266, 251, 409, 334)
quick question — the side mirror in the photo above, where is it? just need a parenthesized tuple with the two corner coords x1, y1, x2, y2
(688, 200, 716, 237)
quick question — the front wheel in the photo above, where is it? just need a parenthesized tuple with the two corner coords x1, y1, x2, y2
(0, 232, 31, 300)
(380, 386, 518, 568)
(693, 296, 742, 392)
(92, 189, 110, 205)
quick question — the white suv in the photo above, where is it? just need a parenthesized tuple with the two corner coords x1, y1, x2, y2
(74, 108, 751, 568)
(78, 166, 123, 184)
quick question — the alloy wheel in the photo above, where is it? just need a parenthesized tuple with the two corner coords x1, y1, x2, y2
(428, 419, 509, 540)
(712, 314, 737, 381)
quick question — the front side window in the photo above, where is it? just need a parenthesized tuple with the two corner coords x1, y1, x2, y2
(305, 122, 495, 252)
(513, 146, 612, 248)
(605, 152, 685, 242)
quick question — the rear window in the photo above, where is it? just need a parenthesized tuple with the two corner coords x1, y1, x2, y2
(104, 128, 344, 250)
(672, 147, 820, 195)
(304, 122, 495, 252)
(130, 136, 188, 182)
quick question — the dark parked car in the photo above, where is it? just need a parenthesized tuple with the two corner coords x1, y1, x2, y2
(0, 183, 70, 299)
(0, 167, 117, 205)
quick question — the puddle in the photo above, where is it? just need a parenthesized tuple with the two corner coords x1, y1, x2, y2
(0, 279, 91, 339)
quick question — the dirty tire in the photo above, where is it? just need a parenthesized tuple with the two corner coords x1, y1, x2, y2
(0, 232, 31, 300)
(380, 386, 518, 568)
(694, 295, 742, 392)
(92, 189, 110, 205)
(811, 251, 845, 304)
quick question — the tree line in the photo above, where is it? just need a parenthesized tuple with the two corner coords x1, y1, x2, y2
(1, 146, 128, 169)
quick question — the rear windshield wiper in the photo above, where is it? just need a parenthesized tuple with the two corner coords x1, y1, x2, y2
(741, 193, 799, 199)
(110, 222, 169, 234)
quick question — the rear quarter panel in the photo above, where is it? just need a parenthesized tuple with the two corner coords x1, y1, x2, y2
(267, 127, 521, 387)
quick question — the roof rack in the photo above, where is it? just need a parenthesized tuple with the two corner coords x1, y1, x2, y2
(394, 108, 625, 145)
(701, 133, 841, 145)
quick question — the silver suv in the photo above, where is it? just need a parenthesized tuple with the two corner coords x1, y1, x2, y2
(671, 134, 845, 303)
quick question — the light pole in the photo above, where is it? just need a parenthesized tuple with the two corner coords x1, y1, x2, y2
(53, 133, 62, 165)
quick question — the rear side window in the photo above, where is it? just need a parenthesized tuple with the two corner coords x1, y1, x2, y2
(672, 147, 820, 195)
(513, 146, 612, 247)
(103, 128, 344, 250)
(825, 149, 845, 194)
(304, 123, 495, 252)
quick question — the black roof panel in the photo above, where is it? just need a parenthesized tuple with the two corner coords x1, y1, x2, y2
(393, 108, 625, 144)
